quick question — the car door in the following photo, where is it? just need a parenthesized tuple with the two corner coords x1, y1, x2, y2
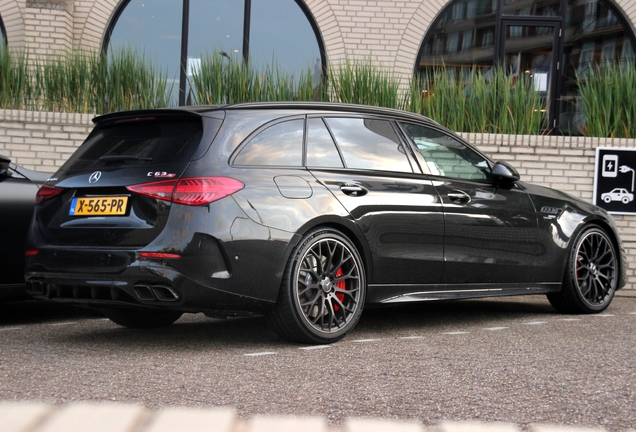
(306, 116, 445, 300)
(399, 122, 539, 287)
(0, 163, 41, 288)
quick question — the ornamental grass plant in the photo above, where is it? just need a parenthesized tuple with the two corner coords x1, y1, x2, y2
(0, 48, 32, 110)
(189, 51, 319, 104)
(409, 66, 547, 135)
(0, 48, 171, 113)
(325, 58, 404, 108)
(578, 63, 636, 138)
(1, 47, 635, 137)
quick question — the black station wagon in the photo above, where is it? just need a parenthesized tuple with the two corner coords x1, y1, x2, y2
(25, 102, 626, 344)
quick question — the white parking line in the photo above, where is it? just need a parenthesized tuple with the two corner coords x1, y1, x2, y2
(244, 352, 277, 357)
(49, 322, 79, 326)
(523, 321, 547, 325)
(0, 327, 24, 332)
(560, 318, 582, 321)
(629, 312, 636, 315)
(442, 331, 469, 335)
(593, 314, 615, 317)
(483, 327, 508, 331)
(298, 345, 331, 350)
(352, 339, 381, 343)
(399, 336, 424, 340)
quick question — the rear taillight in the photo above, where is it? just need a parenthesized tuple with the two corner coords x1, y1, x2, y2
(138, 252, 181, 259)
(35, 184, 64, 205)
(126, 177, 244, 206)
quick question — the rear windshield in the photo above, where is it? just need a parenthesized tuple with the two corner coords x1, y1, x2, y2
(61, 117, 204, 171)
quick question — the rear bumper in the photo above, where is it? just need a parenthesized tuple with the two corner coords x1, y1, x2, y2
(25, 263, 274, 314)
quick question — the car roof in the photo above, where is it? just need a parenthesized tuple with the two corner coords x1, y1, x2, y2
(93, 102, 443, 128)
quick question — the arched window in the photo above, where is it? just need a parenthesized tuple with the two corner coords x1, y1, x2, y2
(104, 0, 325, 106)
(417, 0, 636, 134)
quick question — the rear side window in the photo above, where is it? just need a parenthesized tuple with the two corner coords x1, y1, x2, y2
(306, 118, 344, 168)
(325, 118, 412, 173)
(234, 119, 304, 167)
(62, 117, 204, 171)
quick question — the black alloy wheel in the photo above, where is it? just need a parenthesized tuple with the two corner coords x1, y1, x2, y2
(547, 226, 618, 314)
(101, 308, 183, 328)
(267, 228, 366, 344)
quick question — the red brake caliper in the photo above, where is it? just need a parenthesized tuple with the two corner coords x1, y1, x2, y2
(334, 268, 346, 311)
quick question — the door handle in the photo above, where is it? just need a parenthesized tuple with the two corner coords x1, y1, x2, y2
(447, 191, 471, 203)
(340, 185, 368, 197)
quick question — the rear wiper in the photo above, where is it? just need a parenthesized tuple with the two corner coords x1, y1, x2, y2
(99, 155, 153, 163)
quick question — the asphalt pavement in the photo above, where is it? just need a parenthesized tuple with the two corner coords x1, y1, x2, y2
(1, 295, 635, 431)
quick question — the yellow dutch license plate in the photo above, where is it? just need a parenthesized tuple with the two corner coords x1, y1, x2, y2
(69, 196, 128, 216)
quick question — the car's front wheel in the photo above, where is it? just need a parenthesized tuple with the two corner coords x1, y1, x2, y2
(547, 226, 618, 314)
(267, 228, 366, 344)
(101, 308, 183, 328)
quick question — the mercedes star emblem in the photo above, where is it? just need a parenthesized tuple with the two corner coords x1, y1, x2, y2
(89, 171, 102, 184)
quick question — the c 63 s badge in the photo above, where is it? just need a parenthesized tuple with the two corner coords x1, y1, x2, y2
(148, 172, 176, 178)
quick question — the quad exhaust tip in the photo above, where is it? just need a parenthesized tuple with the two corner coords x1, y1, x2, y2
(133, 284, 181, 302)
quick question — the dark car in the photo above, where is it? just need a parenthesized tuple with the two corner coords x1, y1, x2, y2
(25, 103, 626, 343)
(1, 155, 50, 299)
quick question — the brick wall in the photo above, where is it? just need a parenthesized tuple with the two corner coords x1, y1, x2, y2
(0, 109, 93, 171)
(23, 1, 74, 58)
(1, 108, 634, 290)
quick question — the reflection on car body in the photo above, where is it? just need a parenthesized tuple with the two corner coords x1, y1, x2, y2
(25, 103, 626, 343)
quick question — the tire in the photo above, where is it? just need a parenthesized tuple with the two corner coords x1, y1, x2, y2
(603, 195, 611, 203)
(266, 228, 366, 344)
(621, 196, 629, 204)
(547, 226, 618, 314)
(101, 308, 183, 328)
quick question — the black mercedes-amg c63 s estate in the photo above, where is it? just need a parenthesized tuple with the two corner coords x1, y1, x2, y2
(25, 102, 626, 344)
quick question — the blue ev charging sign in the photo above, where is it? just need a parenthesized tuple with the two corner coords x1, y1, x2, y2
(594, 147, 636, 215)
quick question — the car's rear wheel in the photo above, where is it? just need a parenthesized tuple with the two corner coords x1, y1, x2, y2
(267, 228, 366, 344)
(101, 308, 183, 328)
(547, 226, 618, 314)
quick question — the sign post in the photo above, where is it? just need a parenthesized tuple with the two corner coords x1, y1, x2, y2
(594, 147, 636, 215)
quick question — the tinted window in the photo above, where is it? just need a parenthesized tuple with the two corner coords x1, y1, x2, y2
(234, 119, 303, 166)
(306, 118, 343, 168)
(107, 0, 323, 105)
(62, 117, 204, 171)
(325, 118, 412, 173)
(401, 123, 490, 181)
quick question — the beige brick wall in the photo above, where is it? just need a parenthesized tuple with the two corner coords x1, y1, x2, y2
(23, 1, 74, 58)
(0, 109, 93, 170)
(0, 108, 634, 291)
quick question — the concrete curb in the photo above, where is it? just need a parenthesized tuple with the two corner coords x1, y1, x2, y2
(1, 402, 634, 432)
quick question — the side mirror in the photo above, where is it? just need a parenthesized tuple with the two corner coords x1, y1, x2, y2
(0, 155, 10, 177)
(492, 161, 520, 183)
